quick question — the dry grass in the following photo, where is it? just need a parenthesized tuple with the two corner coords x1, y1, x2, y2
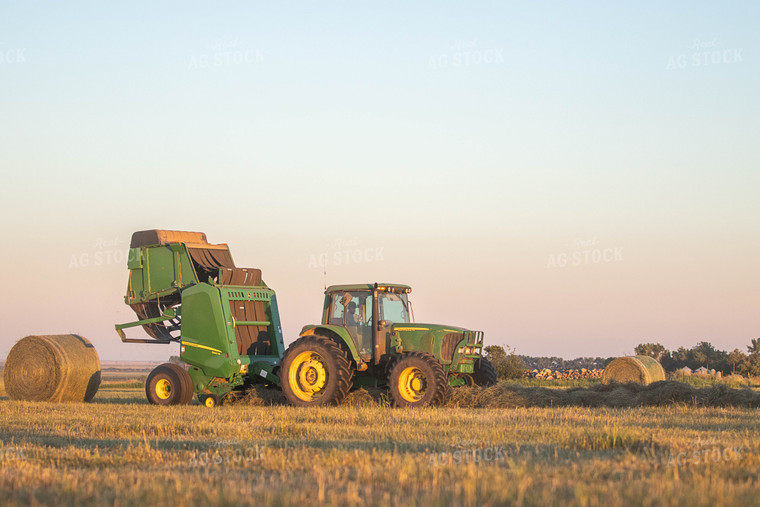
(671, 373, 760, 389)
(0, 384, 758, 506)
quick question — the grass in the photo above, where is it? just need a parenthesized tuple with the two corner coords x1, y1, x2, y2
(1, 382, 758, 506)
(669, 374, 760, 389)
(99, 381, 146, 389)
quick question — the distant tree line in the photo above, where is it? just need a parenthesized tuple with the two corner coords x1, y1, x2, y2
(634, 339, 760, 376)
(483, 346, 615, 379)
(516, 355, 614, 371)
(482, 338, 760, 380)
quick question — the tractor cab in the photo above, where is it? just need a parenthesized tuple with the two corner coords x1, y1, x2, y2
(322, 283, 412, 362)
(322, 284, 412, 364)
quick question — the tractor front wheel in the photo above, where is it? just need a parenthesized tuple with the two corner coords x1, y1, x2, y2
(146, 363, 193, 405)
(471, 357, 498, 387)
(281, 335, 354, 406)
(389, 352, 449, 407)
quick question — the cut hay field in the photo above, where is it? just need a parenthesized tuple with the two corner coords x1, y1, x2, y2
(1, 376, 758, 507)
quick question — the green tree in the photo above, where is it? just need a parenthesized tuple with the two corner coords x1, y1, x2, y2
(634, 342, 674, 369)
(670, 347, 693, 369)
(728, 349, 748, 375)
(692, 341, 715, 368)
(634, 343, 668, 361)
(484, 345, 525, 380)
(484, 345, 506, 364)
(693, 341, 730, 373)
(747, 354, 760, 377)
(745, 339, 760, 376)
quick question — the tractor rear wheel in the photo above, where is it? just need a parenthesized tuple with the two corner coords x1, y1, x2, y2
(146, 363, 192, 405)
(281, 335, 354, 406)
(471, 357, 498, 387)
(389, 352, 449, 407)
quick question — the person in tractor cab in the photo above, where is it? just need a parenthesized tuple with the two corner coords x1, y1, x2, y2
(346, 301, 360, 325)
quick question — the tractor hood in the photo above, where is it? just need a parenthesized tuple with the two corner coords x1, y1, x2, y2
(391, 323, 468, 333)
(389, 323, 484, 364)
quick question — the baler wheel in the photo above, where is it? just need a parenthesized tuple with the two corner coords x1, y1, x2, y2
(388, 352, 449, 408)
(199, 393, 220, 408)
(281, 335, 354, 406)
(162, 363, 194, 404)
(146, 363, 192, 406)
(471, 357, 498, 387)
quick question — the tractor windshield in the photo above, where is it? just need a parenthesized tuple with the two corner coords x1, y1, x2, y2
(379, 292, 411, 324)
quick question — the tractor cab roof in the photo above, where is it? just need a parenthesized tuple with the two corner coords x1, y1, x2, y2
(325, 283, 412, 294)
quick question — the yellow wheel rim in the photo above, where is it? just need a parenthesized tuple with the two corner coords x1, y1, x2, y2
(205, 396, 216, 408)
(155, 378, 171, 400)
(288, 351, 329, 402)
(398, 366, 427, 402)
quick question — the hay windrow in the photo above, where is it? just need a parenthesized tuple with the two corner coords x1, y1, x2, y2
(602, 355, 666, 385)
(342, 388, 376, 407)
(443, 381, 760, 409)
(3, 334, 101, 402)
(237, 384, 286, 406)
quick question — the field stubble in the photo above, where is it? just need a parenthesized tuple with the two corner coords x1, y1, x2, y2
(0, 381, 758, 506)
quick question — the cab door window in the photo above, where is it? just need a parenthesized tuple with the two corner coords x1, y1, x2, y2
(330, 291, 374, 358)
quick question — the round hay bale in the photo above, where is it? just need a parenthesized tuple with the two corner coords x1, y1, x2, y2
(602, 355, 665, 385)
(3, 334, 101, 402)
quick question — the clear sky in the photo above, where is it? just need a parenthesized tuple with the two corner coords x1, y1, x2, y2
(1, 1, 758, 361)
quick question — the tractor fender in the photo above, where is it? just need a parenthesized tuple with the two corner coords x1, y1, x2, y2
(299, 325, 362, 364)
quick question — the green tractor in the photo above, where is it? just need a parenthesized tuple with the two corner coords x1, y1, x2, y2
(115, 230, 284, 407)
(280, 283, 496, 407)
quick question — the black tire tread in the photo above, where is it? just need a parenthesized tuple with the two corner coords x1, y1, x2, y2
(146, 364, 182, 406)
(389, 352, 449, 407)
(164, 362, 194, 405)
(472, 357, 498, 387)
(281, 335, 355, 406)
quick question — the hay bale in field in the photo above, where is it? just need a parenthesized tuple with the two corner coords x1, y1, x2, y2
(602, 355, 665, 385)
(3, 334, 101, 402)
